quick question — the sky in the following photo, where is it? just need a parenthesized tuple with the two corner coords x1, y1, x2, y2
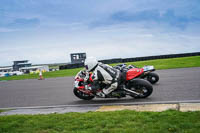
(0, 0, 200, 66)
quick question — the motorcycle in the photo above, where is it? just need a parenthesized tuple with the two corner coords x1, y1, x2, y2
(73, 67, 153, 100)
(113, 64, 159, 84)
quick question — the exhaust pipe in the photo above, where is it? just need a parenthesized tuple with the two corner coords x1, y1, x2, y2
(123, 88, 141, 96)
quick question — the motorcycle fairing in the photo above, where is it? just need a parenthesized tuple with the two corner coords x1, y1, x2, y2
(126, 68, 144, 80)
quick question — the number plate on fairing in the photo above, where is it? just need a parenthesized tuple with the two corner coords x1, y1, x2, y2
(143, 66, 154, 71)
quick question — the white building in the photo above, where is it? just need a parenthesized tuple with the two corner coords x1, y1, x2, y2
(0, 67, 13, 77)
(0, 67, 13, 72)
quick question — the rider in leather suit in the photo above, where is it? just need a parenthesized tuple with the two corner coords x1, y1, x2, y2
(84, 57, 121, 97)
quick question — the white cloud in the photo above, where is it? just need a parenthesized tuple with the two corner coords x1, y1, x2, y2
(0, 28, 19, 33)
(0, 0, 200, 66)
(1, 21, 200, 66)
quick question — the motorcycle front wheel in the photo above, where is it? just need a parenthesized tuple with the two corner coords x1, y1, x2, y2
(73, 88, 95, 100)
(146, 72, 159, 84)
(128, 79, 153, 98)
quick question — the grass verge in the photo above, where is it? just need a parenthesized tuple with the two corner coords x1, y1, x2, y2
(0, 109, 12, 113)
(0, 110, 200, 133)
(111, 55, 200, 69)
(1, 56, 200, 81)
(0, 110, 5, 113)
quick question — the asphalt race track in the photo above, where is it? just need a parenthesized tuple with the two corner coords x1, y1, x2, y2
(0, 67, 200, 108)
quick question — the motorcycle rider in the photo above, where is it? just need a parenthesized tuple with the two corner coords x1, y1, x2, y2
(84, 57, 121, 97)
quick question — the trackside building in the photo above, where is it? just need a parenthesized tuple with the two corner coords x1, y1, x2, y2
(13, 60, 32, 71)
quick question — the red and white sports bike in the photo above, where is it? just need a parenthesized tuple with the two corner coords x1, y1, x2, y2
(73, 67, 153, 100)
(114, 64, 159, 84)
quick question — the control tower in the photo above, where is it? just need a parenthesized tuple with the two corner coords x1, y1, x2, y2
(70, 53, 86, 63)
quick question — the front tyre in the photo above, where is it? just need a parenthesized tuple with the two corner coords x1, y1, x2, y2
(73, 88, 95, 100)
(128, 79, 153, 98)
(146, 72, 159, 84)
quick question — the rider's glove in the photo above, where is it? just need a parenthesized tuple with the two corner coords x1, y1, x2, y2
(84, 72, 89, 82)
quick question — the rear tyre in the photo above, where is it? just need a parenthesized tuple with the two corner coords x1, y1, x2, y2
(146, 72, 159, 84)
(128, 79, 153, 98)
(73, 88, 95, 100)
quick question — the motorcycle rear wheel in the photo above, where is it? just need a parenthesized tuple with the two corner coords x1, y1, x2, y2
(73, 88, 95, 100)
(128, 79, 153, 98)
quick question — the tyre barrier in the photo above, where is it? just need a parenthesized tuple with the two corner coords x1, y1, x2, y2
(59, 52, 200, 70)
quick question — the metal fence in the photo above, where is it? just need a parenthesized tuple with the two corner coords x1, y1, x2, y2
(59, 52, 200, 70)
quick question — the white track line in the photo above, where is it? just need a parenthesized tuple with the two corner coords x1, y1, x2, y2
(1, 100, 200, 110)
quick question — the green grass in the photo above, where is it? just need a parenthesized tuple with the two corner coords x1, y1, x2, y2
(0, 68, 82, 81)
(1, 56, 200, 81)
(0, 110, 200, 133)
(0, 109, 12, 113)
(111, 55, 200, 69)
(0, 110, 5, 113)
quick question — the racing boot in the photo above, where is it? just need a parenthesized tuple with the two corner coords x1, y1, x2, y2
(96, 90, 106, 98)
(102, 82, 118, 95)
